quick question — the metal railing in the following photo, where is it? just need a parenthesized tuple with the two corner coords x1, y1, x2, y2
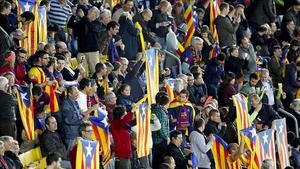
(278, 108, 299, 137)
(159, 49, 182, 75)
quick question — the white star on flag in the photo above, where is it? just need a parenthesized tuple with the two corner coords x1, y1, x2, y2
(101, 117, 108, 128)
(24, 2, 31, 11)
(20, 92, 28, 101)
(141, 105, 146, 114)
(249, 127, 256, 138)
(279, 123, 283, 134)
(85, 142, 93, 158)
(262, 132, 268, 144)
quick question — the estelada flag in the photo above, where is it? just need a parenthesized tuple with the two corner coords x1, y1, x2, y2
(16, 86, 35, 140)
(211, 134, 230, 169)
(136, 102, 151, 158)
(257, 129, 276, 168)
(76, 138, 100, 169)
(37, 6, 48, 43)
(145, 49, 159, 105)
(272, 118, 290, 169)
(89, 108, 111, 166)
(17, 0, 38, 56)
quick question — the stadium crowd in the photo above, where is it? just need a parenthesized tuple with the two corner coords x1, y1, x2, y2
(1, 0, 300, 168)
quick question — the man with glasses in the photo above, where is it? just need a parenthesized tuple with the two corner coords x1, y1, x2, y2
(165, 130, 192, 169)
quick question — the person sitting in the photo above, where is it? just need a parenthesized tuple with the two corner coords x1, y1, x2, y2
(40, 116, 67, 160)
(46, 152, 63, 169)
(165, 130, 192, 169)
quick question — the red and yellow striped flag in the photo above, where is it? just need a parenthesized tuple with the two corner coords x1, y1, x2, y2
(16, 86, 35, 140)
(136, 100, 151, 157)
(45, 81, 59, 113)
(76, 138, 100, 169)
(184, 3, 195, 48)
(212, 134, 230, 169)
(232, 93, 251, 140)
(89, 108, 111, 166)
(145, 49, 159, 105)
(17, 0, 38, 56)
(209, 0, 220, 43)
(272, 118, 290, 168)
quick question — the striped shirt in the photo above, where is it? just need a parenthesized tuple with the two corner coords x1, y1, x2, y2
(48, 0, 72, 29)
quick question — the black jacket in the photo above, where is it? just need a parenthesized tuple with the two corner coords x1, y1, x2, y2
(133, 12, 156, 45)
(204, 119, 226, 139)
(40, 129, 67, 159)
(249, 104, 280, 128)
(248, 0, 275, 26)
(283, 62, 300, 94)
(165, 143, 189, 169)
(0, 90, 16, 122)
(68, 16, 102, 53)
(148, 9, 169, 38)
(4, 151, 22, 169)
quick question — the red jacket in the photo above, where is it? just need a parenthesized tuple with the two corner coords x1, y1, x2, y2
(110, 112, 135, 158)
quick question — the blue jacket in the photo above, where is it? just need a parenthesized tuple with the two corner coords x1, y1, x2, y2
(61, 99, 83, 140)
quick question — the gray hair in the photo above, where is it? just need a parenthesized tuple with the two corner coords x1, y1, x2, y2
(121, 11, 131, 19)
(290, 99, 300, 111)
(0, 76, 8, 91)
(260, 159, 274, 169)
(260, 68, 269, 76)
(142, 8, 152, 16)
(100, 9, 111, 19)
(91, 6, 100, 19)
(191, 37, 203, 46)
(104, 91, 116, 102)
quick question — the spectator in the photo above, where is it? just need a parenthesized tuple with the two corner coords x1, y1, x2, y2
(248, 0, 275, 28)
(123, 57, 145, 102)
(249, 94, 280, 129)
(112, 0, 134, 22)
(240, 73, 259, 96)
(68, 6, 101, 75)
(110, 105, 136, 169)
(268, 46, 285, 87)
(98, 21, 120, 57)
(250, 25, 269, 55)
(91, 62, 108, 100)
(189, 117, 215, 169)
(152, 92, 170, 169)
(215, 2, 240, 48)
(260, 159, 275, 169)
(283, 61, 300, 108)
(0, 1, 14, 34)
(61, 86, 84, 152)
(181, 37, 203, 73)
(48, 0, 72, 29)
(46, 152, 62, 169)
(256, 69, 275, 107)
(159, 156, 176, 169)
(198, 25, 215, 64)
(104, 91, 117, 120)
(148, 0, 170, 49)
(238, 37, 256, 80)
(98, 9, 111, 30)
(224, 46, 246, 82)
(77, 78, 98, 115)
(0, 76, 17, 139)
(133, 9, 160, 48)
(165, 130, 192, 169)
(203, 53, 225, 99)
(14, 47, 30, 85)
(116, 83, 133, 110)
(0, 140, 12, 168)
(282, 1, 300, 29)
(118, 12, 139, 61)
(280, 19, 296, 43)
(40, 116, 67, 160)
(204, 109, 227, 138)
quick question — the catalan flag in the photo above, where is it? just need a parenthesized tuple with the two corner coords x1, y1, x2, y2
(37, 6, 48, 43)
(232, 93, 251, 140)
(17, 0, 38, 56)
(257, 129, 276, 169)
(76, 138, 100, 169)
(45, 81, 59, 113)
(165, 79, 176, 102)
(210, 43, 220, 58)
(272, 118, 290, 168)
(184, 3, 195, 48)
(136, 102, 151, 157)
(240, 126, 260, 169)
(211, 134, 230, 169)
(209, 0, 220, 43)
(145, 48, 159, 105)
(89, 108, 111, 166)
(16, 86, 35, 140)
